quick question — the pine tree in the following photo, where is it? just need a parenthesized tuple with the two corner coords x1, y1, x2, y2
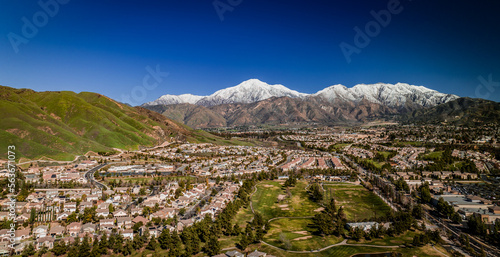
(52, 240, 68, 256)
(146, 235, 158, 250)
(169, 230, 182, 257)
(99, 234, 108, 255)
(158, 228, 171, 250)
(21, 243, 35, 257)
(204, 232, 221, 256)
(79, 235, 91, 257)
(238, 232, 249, 250)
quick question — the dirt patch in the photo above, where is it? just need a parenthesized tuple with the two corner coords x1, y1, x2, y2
(314, 207, 324, 212)
(293, 236, 312, 241)
(278, 204, 288, 208)
(293, 231, 308, 235)
(281, 208, 290, 211)
(6, 128, 29, 138)
(263, 185, 275, 188)
(37, 126, 56, 135)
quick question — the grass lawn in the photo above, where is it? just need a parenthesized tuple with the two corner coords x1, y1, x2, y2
(233, 205, 254, 228)
(323, 183, 391, 221)
(263, 218, 343, 251)
(377, 151, 393, 159)
(422, 151, 443, 160)
(365, 159, 385, 169)
(252, 180, 321, 220)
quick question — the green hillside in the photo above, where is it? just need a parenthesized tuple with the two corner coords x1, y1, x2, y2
(0, 86, 238, 161)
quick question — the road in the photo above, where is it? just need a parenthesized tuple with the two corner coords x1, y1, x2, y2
(426, 212, 500, 257)
(84, 163, 109, 190)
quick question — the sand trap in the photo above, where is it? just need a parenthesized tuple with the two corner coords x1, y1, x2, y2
(293, 231, 308, 235)
(314, 207, 324, 212)
(281, 208, 290, 211)
(293, 236, 312, 241)
(279, 182, 284, 185)
(278, 204, 288, 208)
(263, 185, 275, 188)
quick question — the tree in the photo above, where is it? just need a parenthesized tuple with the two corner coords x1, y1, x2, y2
(67, 212, 78, 223)
(352, 227, 364, 241)
(67, 240, 80, 257)
(419, 183, 432, 203)
(132, 221, 144, 232)
(412, 204, 424, 220)
(283, 176, 297, 187)
(52, 240, 68, 256)
(325, 198, 336, 215)
(158, 228, 171, 250)
(108, 204, 115, 213)
(308, 183, 324, 202)
(29, 208, 37, 224)
(238, 232, 249, 250)
(204, 232, 221, 256)
(82, 207, 97, 223)
(99, 234, 108, 255)
(39, 245, 48, 255)
(169, 231, 182, 257)
(146, 235, 158, 250)
(79, 236, 91, 257)
(21, 243, 35, 257)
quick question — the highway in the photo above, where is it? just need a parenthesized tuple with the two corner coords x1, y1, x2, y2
(84, 163, 109, 190)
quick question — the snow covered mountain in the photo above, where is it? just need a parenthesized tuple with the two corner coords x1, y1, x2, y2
(313, 83, 459, 107)
(143, 94, 205, 106)
(143, 79, 458, 108)
(143, 79, 307, 107)
(196, 79, 307, 106)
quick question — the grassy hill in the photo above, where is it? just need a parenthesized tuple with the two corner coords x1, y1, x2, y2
(0, 86, 248, 161)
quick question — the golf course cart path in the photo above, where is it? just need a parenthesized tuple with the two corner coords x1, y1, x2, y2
(260, 239, 402, 253)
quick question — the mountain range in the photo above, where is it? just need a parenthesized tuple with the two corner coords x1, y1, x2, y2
(143, 79, 460, 128)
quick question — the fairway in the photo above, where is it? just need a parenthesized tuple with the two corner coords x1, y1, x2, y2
(263, 218, 343, 251)
(323, 183, 391, 221)
(252, 180, 321, 220)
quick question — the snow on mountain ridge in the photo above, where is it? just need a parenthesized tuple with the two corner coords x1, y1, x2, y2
(143, 79, 458, 108)
(196, 79, 307, 106)
(143, 94, 205, 106)
(314, 82, 458, 107)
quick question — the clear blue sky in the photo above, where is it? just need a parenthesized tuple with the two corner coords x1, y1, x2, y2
(1, 0, 500, 105)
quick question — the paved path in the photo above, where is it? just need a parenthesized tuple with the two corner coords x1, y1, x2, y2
(261, 239, 401, 254)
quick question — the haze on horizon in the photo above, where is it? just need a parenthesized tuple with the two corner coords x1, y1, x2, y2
(1, 0, 499, 104)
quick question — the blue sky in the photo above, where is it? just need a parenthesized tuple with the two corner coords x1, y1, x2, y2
(1, 0, 500, 105)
